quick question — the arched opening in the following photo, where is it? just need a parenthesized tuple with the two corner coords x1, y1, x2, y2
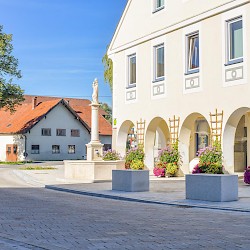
(144, 117, 170, 172)
(179, 113, 210, 174)
(223, 108, 250, 173)
(117, 120, 135, 157)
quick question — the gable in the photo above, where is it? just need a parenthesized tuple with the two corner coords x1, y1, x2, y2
(108, 0, 241, 55)
(28, 103, 90, 135)
(0, 95, 112, 136)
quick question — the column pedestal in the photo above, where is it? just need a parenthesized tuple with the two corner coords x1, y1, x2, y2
(86, 142, 103, 161)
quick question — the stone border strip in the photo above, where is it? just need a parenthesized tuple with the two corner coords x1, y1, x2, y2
(46, 185, 250, 214)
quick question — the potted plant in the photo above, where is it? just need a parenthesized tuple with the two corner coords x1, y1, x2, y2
(192, 141, 223, 174)
(112, 147, 149, 192)
(153, 161, 166, 177)
(153, 142, 181, 177)
(103, 149, 122, 161)
(186, 141, 238, 202)
(125, 147, 145, 169)
(165, 162, 178, 177)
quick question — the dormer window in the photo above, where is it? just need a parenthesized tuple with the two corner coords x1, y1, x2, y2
(154, 0, 164, 13)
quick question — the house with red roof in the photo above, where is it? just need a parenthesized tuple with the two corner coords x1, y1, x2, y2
(0, 95, 112, 161)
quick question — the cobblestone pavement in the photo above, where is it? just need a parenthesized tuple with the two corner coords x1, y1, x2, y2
(0, 165, 250, 249)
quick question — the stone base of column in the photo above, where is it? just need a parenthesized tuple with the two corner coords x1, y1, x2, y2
(86, 142, 104, 161)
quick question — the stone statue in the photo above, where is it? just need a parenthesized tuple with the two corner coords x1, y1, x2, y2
(92, 78, 99, 104)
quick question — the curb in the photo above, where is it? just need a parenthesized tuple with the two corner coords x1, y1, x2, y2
(45, 185, 250, 214)
(12, 170, 45, 187)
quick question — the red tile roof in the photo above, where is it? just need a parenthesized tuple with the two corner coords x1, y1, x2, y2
(0, 95, 112, 136)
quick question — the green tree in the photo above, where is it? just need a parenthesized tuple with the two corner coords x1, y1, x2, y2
(100, 102, 112, 124)
(102, 47, 113, 91)
(0, 25, 24, 113)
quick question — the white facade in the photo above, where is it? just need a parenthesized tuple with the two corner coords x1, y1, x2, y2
(24, 104, 90, 161)
(0, 135, 25, 161)
(108, 0, 250, 174)
(0, 103, 112, 161)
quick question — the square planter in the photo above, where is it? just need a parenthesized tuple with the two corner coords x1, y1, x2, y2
(112, 170, 149, 192)
(186, 174, 238, 202)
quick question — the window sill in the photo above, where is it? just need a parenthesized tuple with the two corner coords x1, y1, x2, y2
(185, 69, 199, 75)
(152, 77, 165, 83)
(126, 84, 136, 89)
(224, 58, 243, 66)
(152, 6, 165, 14)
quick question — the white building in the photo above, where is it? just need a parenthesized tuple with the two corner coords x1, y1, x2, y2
(108, 0, 250, 174)
(0, 95, 112, 161)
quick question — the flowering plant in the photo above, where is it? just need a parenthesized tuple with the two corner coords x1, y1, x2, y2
(165, 163, 178, 176)
(103, 149, 122, 161)
(158, 142, 182, 167)
(192, 141, 223, 174)
(244, 166, 250, 184)
(153, 161, 167, 177)
(153, 142, 181, 177)
(130, 159, 144, 170)
(125, 147, 145, 169)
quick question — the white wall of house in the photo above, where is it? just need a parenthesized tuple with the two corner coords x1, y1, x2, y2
(0, 135, 25, 161)
(25, 103, 91, 161)
(109, 0, 250, 173)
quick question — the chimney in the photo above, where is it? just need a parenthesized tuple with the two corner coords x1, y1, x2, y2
(32, 97, 37, 109)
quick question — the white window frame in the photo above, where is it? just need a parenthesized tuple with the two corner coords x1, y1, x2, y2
(127, 53, 136, 87)
(71, 129, 80, 137)
(41, 128, 51, 136)
(56, 128, 66, 136)
(226, 16, 243, 65)
(68, 145, 76, 154)
(153, 0, 165, 13)
(31, 145, 39, 154)
(186, 31, 199, 74)
(52, 145, 60, 154)
(154, 44, 165, 81)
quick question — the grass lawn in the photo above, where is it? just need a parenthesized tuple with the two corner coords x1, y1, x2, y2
(19, 166, 57, 170)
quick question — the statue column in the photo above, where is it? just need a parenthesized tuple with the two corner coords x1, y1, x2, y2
(90, 103, 100, 143)
(86, 78, 103, 161)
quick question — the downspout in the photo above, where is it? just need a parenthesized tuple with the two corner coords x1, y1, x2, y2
(23, 134, 27, 160)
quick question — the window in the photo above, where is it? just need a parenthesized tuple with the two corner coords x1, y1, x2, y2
(41, 128, 51, 136)
(13, 145, 17, 154)
(31, 145, 39, 154)
(227, 17, 243, 63)
(68, 145, 75, 154)
(56, 129, 66, 136)
(7, 147, 11, 154)
(154, 0, 164, 12)
(186, 32, 199, 73)
(52, 145, 60, 154)
(71, 129, 80, 137)
(128, 54, 136, 86)
(154, 44, 165, 80)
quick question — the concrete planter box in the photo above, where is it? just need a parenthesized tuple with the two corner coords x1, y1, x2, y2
(64, 160, 125, 182)
(112, 170, 149, 192)
(186, 174, 238, 202)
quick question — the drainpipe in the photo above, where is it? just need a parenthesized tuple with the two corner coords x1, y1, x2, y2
(22, 134, 27, 160)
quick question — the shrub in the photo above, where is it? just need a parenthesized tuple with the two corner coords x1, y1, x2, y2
(165, 163, 178, 176)
(102, 149, 121, 161)
(125, 148, 145, 169)
(130, 159, 144, 170)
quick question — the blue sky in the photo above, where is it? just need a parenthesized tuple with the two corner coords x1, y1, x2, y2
(0, 0, 127, 105)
